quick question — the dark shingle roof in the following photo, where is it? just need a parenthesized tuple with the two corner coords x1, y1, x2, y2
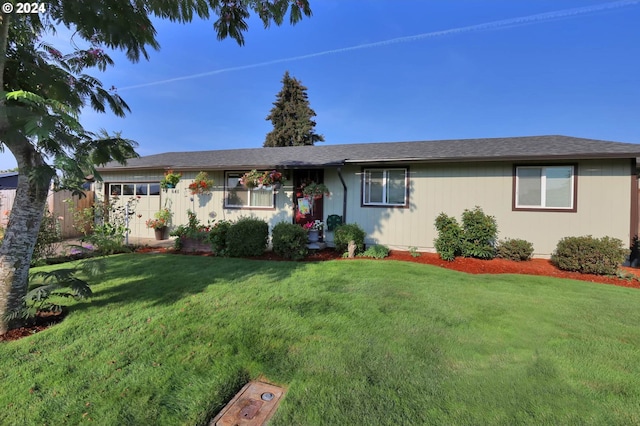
(98, 135, 640, 171)
(0, 172, 19, 189)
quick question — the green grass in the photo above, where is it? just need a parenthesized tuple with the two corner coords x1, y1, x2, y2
(1, 254, 640, 425)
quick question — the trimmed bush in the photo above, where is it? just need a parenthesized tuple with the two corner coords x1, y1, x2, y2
(434, 213, 462, 261)
(496, 238, 534, 261)
(551, 235, 629, 275)
(208, 220, 233, 256)
(272, 222, 308, 260)
(32, 210, 62, 265)
(460, 206, 498, 259)
(358, 244, 390, 259)
(226, 217, 269, 257)
(333, 223, 366, 255)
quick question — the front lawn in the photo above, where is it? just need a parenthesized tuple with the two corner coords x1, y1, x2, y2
(1, 254, 639, 425)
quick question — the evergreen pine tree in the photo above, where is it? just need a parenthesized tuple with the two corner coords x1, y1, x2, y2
(264, 71, 324, 147)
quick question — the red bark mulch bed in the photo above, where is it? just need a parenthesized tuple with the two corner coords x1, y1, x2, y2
(0, 310, 66, 343)
(4, 247, 638, 342)
(383, 251, 640, 290)
(136, 246, 640, 290)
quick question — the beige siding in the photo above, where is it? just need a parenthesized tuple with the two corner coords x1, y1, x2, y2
(100, 159, 633, 257)
(97, 170, 295, 239)
(324, 160, 633, 257)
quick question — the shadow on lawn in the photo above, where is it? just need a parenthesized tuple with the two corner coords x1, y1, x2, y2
(70, 253, 306, 313)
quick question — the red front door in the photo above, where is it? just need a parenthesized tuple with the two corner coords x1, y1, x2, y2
(293, 169, 324, 229)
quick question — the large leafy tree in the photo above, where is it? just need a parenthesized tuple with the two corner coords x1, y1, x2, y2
(264, 70, 323, 147)
(0, 0, 313, 334)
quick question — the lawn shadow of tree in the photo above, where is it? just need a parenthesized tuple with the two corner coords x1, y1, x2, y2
(70, 253, 308, 313)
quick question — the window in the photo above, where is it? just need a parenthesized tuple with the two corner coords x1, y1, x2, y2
(515, 165, 575, 211)
(109, 183, 121, 196)
(136, 184, 148, 196)
(107, 183, 160, 198)
(123, 184, 135, 196)
(148, 184, 160, 196)
(225, 172, 274, 208)
(362, 168, 408, 206)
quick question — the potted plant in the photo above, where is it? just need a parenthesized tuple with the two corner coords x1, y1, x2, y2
(146, 208, 172, 240)
(160, 169, 181, 189)
(303, 220, 324, 243)
(302, 182, 330, 199)
(188, 171, 214, 195)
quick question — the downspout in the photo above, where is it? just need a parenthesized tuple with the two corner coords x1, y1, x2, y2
(629, 158, 638, 266)
(337, 167, 347, 223)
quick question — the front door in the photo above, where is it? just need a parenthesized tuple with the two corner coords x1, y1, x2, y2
(292, 169, 324, 230)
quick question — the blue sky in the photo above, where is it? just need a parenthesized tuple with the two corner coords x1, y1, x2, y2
(2, 0, 639, 171)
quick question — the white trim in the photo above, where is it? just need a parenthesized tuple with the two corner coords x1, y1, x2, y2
(515, 165, 574, 209)
(224, 171, 274, 209)
(362, 168, 407, 206)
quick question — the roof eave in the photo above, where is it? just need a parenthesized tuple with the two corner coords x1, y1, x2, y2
(96, 161, 346, 172)
(344, 153, 640, 164)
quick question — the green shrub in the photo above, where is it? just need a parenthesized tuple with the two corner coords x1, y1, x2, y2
(434, 213, 462, 261)
(358, 244, 390, 259)
(207, 220, 232, 256)
(551, 235, 629, 275)
(31, 210, 62, 265)
(271, 222, 308, 260)
(333, 223, 366, 255)
(226, 217, 269, 257)
(460, 206, 498, 259)
(408, 246, 420, 258)
(496, 238, 534, 261)
(434, 207, 499, 261)
(84, 196, 138, 255)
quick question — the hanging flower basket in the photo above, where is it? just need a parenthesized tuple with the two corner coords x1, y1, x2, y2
(160, 169, 181, 189)
(188, 171, 214, 195)
(240, 169, 286, 189)
(302, 182, 330, 199)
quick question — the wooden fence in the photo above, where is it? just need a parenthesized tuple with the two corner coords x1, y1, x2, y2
(0, 189, 15, 228)
(48, 190, 95, 238)
(1, 189, 94, 238)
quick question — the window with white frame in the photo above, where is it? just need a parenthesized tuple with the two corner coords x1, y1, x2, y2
(515, 165, 575, 210)
(108, 183, 160, 197)
(225, 172, 274, 208)
(362, 168, 408, 206)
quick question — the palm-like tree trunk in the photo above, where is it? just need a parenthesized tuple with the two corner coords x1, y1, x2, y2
(0, 138, 52, 333)
(1, 13, 52, 333)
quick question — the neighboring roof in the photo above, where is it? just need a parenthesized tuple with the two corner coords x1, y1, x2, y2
(97, 135, 640, 172)
(0, 172, 18, 189)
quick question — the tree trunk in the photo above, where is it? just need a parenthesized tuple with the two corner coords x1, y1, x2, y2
(0, 139, 52, 334)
